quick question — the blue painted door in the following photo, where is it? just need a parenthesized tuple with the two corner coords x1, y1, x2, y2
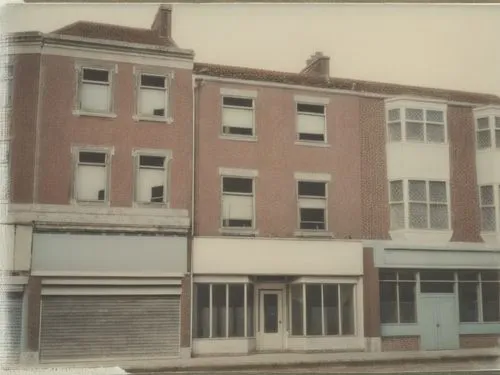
(419, 295, 459, 350)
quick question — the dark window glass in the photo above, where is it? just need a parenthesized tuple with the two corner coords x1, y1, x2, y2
(228, 284, 245, 337)
(398, 271, 416, 281)
(263, 294, 278, 333)
(194, 284, 210, 338)
(340, 284, 355, 335)
(298, 181, 326, 197)
(141, 74, 165, 88)
(380, 282, 398, 323)
(97, 189, 105, 201)
(420, 281, 454, 293)
(223, 96, 253, 108)
(298, 133, 325, 142)
(247, 284, 254, 336)
(420, 270, 455, 281)
(379, 270, 397, 281)
(481, 270, 500, 282)
(151, 186, 164, 202)
(297, 103, 324, 114)
(212, 284, 227, 338)
(305, 284, 322, 335)
(224, 126, 253, 136)
(79, 151, 106, 164)
(140, 155, 165, 167)
(83, 68, 109, 82)
(225, 219, 252, 228)
(291, 284, 303, 336)
(482, 282, 500, 322)
(458, 282, 479, 322)
(153, 109, 165, 116)
(323, 284, 339, 335)
(299, 208, 325, 230)
(398, 282, 416, 323)
(458, 271, 479, 281)
(223, 177, 253, 194)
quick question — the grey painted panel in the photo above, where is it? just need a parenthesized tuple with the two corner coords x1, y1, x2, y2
(460, 323, 500, 335)
(380, 324, 420, 337)
(39, 295, 180, 361)
(0, 292, 22, 364)
(419, 295, 459, 350)
(32, 233, 187, 274)
(374, 247, 500, 269)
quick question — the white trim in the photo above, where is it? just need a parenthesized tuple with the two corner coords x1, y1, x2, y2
(219, 135, 258, 143)
(2, 285, 24, 292)
(41, 286, 181, 296)
(194, 275, 251, 283)
(219, 167, 259, 178)
(294, 230, 334, 238)
(41, 278, 182, 286)
(473, 106, 500, 117)
(32, 271, 185, 278)
(2, 276, 28, 285)
(294, 141, 331, 148)
(72, 110, 117, 119)
(385, 97, 448, 108)
(294, 94, 330, 105)
(220, 87, 258, 99)
(294, 172, 332, 182)
(292, 276, 360, 284)
(196, 75, 486, 107)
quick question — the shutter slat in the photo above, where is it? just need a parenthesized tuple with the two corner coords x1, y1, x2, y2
(0, 293, 23, 364)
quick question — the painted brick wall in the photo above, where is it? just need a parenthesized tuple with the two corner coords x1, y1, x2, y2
(381, 336, 420, 351)
(180, 274, 191, 348)
(460, 334, 500, 349)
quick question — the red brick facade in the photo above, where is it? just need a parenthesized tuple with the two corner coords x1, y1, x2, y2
(460, 334, 500, 349)
(381, 336, 420, 352)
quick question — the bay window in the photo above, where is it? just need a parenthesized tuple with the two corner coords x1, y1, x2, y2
(479, 185, 498, 232)
(386, 107, 446, 144)
(475, 115, 500, 150)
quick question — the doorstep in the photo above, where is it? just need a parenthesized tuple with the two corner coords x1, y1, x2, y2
(123, 347, 500, 373)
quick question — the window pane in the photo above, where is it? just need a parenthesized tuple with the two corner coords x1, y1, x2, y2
(297, 103, 324, 114)
(291, 284, 303, 336)
(340, 284, 355, 335)
(194, 284, 210, 338)
(380, 282, 397, 323)
(300, 208, 325, 230)
(139, 88, 165, 117)
(409, 180, 426, 201)
(390, 203, 405, 230)
(137, 168, 165, 203)
(481, 270, 500, 281)
(298, 181, 326, 197)
(406, 108, 423, 121)
(379, 270, 397, 281)
(228, 284, 245, 337)
(388, 109, 400, 121)
(299, 133, 325, 142)
(398, 282, 416, 323)
(496, 117, 500, 129)
(477, 117, 490, 130)
(263, 294, 279, 333)
(223, 96, 253, 108)
(426, 110, 444, 123)
(141, 74, 165, 88)
(496, 129, 500, 149)
(305, 284, 322, 335)
(429, 182, 447, 203)
(212, 284, 227, 338)
(140, 155, 165, 167)
(477, 130, 491, 149)
(398, 271, 416, 281)
(81, 82, 110, 112)
(420, 282, 454, 293)
(409, 203, 428, 229)
(222, 107, 253, 129)
(406, 121, 424, 141)
(76, 165, 106, 202)
(247, 284, 254, 336)
(482, 282, 500, 322)
(430, 204, 448, 229)
(458, 282, 479, 323)
(222, 195, 253, 226)
(388, 122, 402, 142)
(390, 180, 403, 202)
(481, 207, 496, 231)
(420, 270, 455, 281)
(83, 68, 109, 82)
(222, 177, 253, 194)
(79, 152, 106, 164)
(458, 271, 478, 281)
(323, 284, 339, 335)
(480, 186, 494, 205)
(297, 113, 325, 135)
(426, 123, 445, 143)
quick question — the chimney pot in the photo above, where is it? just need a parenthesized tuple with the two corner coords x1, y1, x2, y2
(301, 51, 330, 78)
(151, 4, 173, 41)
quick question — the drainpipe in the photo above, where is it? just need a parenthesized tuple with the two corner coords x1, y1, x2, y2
(33, 41, 45, 204)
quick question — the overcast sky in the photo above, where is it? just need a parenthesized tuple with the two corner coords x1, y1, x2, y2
(1, 3, 499, 97)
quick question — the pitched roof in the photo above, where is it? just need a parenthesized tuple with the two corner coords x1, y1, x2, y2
(52, 21, 175, 47)
(194, 63, 500, 105)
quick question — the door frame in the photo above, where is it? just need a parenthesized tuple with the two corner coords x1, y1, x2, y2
(255, 283, 286, 352)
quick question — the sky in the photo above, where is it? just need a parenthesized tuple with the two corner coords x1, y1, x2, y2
(1, 3, 499, 97)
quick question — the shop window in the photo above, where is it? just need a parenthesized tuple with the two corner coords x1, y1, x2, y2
(379, 270, 417, 324)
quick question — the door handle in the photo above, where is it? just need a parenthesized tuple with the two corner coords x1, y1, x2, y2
(279, 320, 282, 324)
(436, 323, 440, 328)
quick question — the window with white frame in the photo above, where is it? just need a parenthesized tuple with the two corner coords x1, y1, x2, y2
(78, 67, 112, 113)
(389, 180, 449, 230)
(289, 283, 355, 336)
(475, 116, 500, 150)
(222, 96, 255, 136)
(458, 270, 500, 323)
(387, 107, 446, 143)
(479, 185, 497, 232)
(74, 150, 109, 203)
(221, 176, 254, 228)
(297, 180, 327, 230)
(1, 64, 13, 109)
(134, 153, 169, 204)
(296, 103, 326, 142)
(137, 73, 168, 119)
(379, 270, 417, 324)
(193, 283, 254, 338)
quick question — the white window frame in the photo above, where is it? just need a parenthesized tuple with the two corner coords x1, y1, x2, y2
(478, 184, 499, 233)
(385, 99, 447, 144)
(132, 148, 172, 207)
(220, 88, 257, 140)
(71, 145, 114, 205)
(1, 63, 13, 110)
(473, 106, 500, 151)
(389, 180, 405, 230)
(295, 95, 329, 144)
(73, 61, 117, 118)
(389, 179, 451, 231)
(219, 167, 258, 234)
(379, 270, 418, 325)
(133, 67, 174, 123)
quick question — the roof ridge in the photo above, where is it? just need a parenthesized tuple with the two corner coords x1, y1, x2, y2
(52, 20, 154, 34)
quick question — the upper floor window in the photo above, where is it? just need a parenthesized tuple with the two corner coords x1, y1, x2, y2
(389, 179, 449, 230)
(476, 116, 500, 150)
(136, 72, 171, 121)
(221, 176, 255, 229)
(387, 107, 446, 144)
(74, 149, 111, 203)
(134, 150, 171, 206)
(1, 64, 13, 109)
(297, 180, 327, 231)
(77, 67, 113, 114)
(296, 103, 326, 142)
(479, 185, 498, 232)
(222, 96, 255, 137)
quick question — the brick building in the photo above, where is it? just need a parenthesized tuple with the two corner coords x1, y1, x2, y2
(2, 3, 500, 366)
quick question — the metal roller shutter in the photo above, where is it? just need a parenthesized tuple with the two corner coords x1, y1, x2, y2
(40, 295, 180, 362)
(0, 292, 23, 365)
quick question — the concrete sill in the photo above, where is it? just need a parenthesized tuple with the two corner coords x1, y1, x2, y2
(133, 115, 173, 124)
(294, 230, 334, 239)
(219, 228, 259, 237)
(73, 110, 117, 119)
(219, 135, 258, 142)
(295, 141, 330, 148)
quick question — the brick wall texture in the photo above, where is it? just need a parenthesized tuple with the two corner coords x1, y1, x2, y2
(460, 334, 500, 349)
(381, 336, 420, 351)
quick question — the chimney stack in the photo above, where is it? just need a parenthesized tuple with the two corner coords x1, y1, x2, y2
(300, 51, 330, 79)
(151, 4, 174, 44)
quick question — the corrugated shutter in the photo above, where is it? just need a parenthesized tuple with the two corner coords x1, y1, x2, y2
(40, 295, 180, 362)
(0, 292, 23, 364)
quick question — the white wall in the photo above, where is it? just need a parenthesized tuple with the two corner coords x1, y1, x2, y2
(286, 336, 364, 352)
(193, 237, 363, 275)
(192, 338, 255, 356)
(476, 151, 500, 185)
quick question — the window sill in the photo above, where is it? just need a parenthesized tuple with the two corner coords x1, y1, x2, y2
(219, 134, 258, 142)
(133, 115, 173, 124)
(219, 228, 259, 237)
(295, 141, 330, 148)
(387, 140, 449, 146)
(133, 202, 169, 209)
(72, 199, 110, 207)
(73, 110, 117, 119)
(294, 230, 334, 239)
